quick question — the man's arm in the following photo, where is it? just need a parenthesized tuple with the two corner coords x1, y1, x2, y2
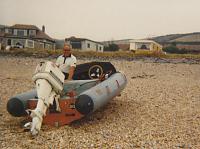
(67, 56, 77, 80)
(68, 66, 75, 80)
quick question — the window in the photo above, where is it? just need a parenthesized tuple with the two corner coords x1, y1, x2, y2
(71, 41, 81, 49)
(87, 43, 90, 48)
(40, 43, 44, 49)
(17, 30, 25, 36)
(7, 39, 11, 45)
(141, 44, 147, 49)
(29, 30, 36, 36)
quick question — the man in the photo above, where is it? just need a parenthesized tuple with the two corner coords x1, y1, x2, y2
(56, 44, 76, 80)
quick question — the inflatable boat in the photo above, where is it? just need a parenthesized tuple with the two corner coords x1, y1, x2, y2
(7, 61, 127, 135)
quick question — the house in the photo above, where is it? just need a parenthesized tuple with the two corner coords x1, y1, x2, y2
(65, 37, 104, 52)
(130, 40, 162, 52)
(0, 24, 55, 50)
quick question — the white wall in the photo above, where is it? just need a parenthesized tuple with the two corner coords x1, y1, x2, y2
(130, 41, 163, 51)
(5, 28, 12, 34)
(130, 42, 136, 50)
(81, 40, 104, 52)
(97, 44, 104, 52)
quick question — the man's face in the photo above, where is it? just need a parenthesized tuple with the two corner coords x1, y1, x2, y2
(63, 46, 71, 57)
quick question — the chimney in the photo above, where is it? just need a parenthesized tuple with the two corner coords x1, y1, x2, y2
(42, 25, 45, 32)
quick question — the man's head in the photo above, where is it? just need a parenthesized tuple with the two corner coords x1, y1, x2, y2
(63, 44, 71, 57)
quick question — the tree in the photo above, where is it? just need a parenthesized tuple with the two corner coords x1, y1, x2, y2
(104, 44, 119, 51)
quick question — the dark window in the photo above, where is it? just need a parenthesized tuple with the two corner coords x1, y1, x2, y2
(16, 42, 22, 46)
(141, 44, 147, 49)
(17, 30, 24, 36)
(87, 43, 90, 48)
(71, 41, 81, 49)
(7, 39, 11, 45)
(29, 30, 36, 36)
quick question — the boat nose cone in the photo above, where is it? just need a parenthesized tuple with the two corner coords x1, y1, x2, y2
(7, 98, 26, 117)
(75, 94, 94, 115)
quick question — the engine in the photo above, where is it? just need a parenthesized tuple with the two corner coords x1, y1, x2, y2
(25, 61, 64, 135)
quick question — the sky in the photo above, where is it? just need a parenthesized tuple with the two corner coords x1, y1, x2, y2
(1, 0, 200, 41)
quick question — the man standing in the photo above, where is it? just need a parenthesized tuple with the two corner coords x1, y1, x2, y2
(56, 44, 76, 80)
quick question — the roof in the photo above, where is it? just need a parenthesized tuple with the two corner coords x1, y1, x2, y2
(65, 37, 103, 45)
(2, 24, 55, 42)
(9, 24, 39, 30)
(34, 30, 55, 42)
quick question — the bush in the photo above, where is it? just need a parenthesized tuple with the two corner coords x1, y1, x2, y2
(104, 44, 119, 51)
(163, 45, 200, 54)
(163, 46, 178, 53)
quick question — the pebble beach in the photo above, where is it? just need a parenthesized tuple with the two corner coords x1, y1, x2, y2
(0, 55, 200, 148)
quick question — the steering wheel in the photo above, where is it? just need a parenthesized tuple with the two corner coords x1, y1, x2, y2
(88, 65, 103, 79)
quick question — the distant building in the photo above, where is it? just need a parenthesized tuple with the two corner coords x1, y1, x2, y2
(65, 37, 104, 52)
(102, 39, 132, 51)
(0, 24, 55, 50)
(130, 40, 162, 51)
